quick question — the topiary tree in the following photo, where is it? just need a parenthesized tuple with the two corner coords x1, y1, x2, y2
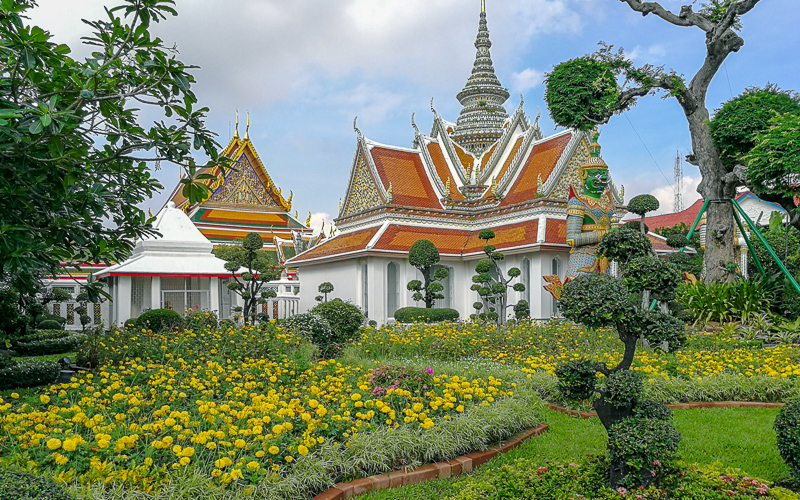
(216, 232, 281, 325)
(407, 239, 449, 309)
(310, 299, 366, 355)
(557, 273, 683, 488)
(626, 195, 659, 237)
(316, 282, 334, 303)
(555, 192, 689, 488)
(470, 230, 527, 325)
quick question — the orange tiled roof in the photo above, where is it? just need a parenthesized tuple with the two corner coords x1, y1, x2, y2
(370, 148, 441, 209)
(290, 226, 381, 263)
(545, 218, 568, 245)
(481, 143, 498, 170)
(643, 199, 705, 230)
(486, 136, 524, 199)
(427, 143, 464, 200)
(373, 225, 472, 255)
(462, 220, 538, 254)
(453, 142, 474, 172)
(501, 133, 572, 207)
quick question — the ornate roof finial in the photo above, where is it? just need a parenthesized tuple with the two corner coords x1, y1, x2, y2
(451, 1, 510, 156)
(430, 98, 436, 116)
(245, 111, 250, 140)
(234, 109, 240, 139)
(386, 183, 393, 204)
(411, 112, 419, 134)
(287, 190, 293, 210)
(306, 212, 311, 227)
(353, 116, 362, 137)
(620, 185, 625, 202)
(148, 208, 153, 218)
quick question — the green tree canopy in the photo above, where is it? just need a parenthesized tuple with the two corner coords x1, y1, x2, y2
(0, 0, 227, 298)
(407, 239, 448, 309)
(543, 0, 768, 283)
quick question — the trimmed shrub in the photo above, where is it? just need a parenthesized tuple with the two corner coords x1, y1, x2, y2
(775, 397, 800, 484)
(604, 369, 644, 408)
(0, 359, 60, 390)
(36, 320, 63, 330)
(633, 400, 673, 422)
(18, 329, 70, 342)
(284, 312, 334, 355)
(311, 299, 365, 345)
(12, 333, 86, 356)
(393, 307, 460, 324)
(555, 358, 598, 401)
(135, 308, 182, 333)
(0, 469, 75, 500)
(38, 313, 66, 327)
(607, 417, 681, 488)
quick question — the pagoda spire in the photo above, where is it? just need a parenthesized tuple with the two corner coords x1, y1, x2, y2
(451, 1, 510, 156)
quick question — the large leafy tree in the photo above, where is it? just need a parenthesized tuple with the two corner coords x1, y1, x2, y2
(544, 0, 764, 283)
(0, 0, 227, 298)
(709, 86, 800, 232)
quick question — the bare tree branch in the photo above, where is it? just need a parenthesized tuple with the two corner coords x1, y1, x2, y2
(618, 0, 713, 31)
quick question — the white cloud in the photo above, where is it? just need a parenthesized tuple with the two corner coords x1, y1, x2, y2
(335, 84, 406, 126)
(622, 175, 701, 218)
(309, 212, 337, 237)
(511, 68, 544, 93)
(627, 44, 667, 63)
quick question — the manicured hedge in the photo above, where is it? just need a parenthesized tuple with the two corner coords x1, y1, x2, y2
(135, 308, 182, 332)
(18, 329, 70, 342)
(12, 333, 86, 356)
(394, 307, 460, 323)
(0, 469, 75, 500)
(0, 359, 60, 390)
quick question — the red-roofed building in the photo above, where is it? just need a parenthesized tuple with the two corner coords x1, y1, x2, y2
(286, 5, 632, 322)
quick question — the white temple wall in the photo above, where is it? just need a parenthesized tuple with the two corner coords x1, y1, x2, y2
(296, 260, 360, 315)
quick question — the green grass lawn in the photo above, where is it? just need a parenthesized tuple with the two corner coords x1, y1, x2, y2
(359, 407, 792, 500)
(13, 351, 77, 363)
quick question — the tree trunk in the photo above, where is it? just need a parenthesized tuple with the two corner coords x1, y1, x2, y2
(685, 107, 737, 283)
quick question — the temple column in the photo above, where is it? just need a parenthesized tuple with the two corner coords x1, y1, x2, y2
(150, 276, 161, 310)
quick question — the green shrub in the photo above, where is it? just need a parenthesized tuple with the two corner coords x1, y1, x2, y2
(12, 333, 86, 356)
(607, 417, 681, 488)
(311, 299, 365, 345)
(37, 313, 66, 327)
(640, 310, 687, 350)
(775, 397, 800, 484)
(555, 358, 599, 401)
(36, 320, 63, 330)
(0, 359, 60, 390)
(0, 469, 75, 500)
(123, 317, 138, 329)
(633, 400, 672, 421)
(184, 310, 218, 332)
(284, 312, 334, 356)
(598, 226, 652, 265)
(135, 308, 182, 333)
(678, 276, 778, 323)
(393, 307, 460, 323)
(18, 329, 70, 342)
(604, 369, 644, 408)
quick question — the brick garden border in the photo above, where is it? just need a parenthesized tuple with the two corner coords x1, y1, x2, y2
(546, 401, 785, 419)
(311, 423, 549, 500)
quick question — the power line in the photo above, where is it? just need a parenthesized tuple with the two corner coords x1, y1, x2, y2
(723, 61, 734, 99)
(623, 114, 673, 187)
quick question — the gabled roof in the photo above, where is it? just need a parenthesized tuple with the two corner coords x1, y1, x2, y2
(167, 136, 292, 214)
(500, 132, 573, 207)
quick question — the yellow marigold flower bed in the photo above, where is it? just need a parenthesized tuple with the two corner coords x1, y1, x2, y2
(355, 321, 800, 382)
(0, 325, 511, 491)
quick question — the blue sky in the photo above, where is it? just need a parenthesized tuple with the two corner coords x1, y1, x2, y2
(30, 0, 800, 230)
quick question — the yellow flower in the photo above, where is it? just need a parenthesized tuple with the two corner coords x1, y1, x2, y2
(52, 453, 69, 465)
(179, 457, 191, 466)
(62, 438, 78, 452)
(285, 456, 293, 463)
(268, 446, 280, 455)
(297, 445, 309, 456)
(46, 438, 62, 451)
(40, 395, 51, 404)
(246, 461, 260, 471)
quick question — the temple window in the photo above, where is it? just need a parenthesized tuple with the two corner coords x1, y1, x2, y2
(387, 262, 399, 318)
(161, 277, 210, 314)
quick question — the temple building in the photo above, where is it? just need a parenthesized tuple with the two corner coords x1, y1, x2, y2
(287, 5, 673, 323)
(164, 115, 319, 270)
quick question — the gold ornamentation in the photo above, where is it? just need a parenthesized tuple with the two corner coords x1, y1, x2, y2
(343, 156, 383, 216)
(207, 154, 280, 208)
(306, 212, 312, 226)
(386, 183, 393, 204)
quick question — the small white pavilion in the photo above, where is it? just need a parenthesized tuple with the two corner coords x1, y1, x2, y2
(95, 201, 239, 326)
